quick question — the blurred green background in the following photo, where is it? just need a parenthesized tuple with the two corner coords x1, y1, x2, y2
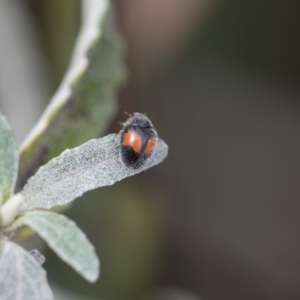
(1, 0, 300, 299)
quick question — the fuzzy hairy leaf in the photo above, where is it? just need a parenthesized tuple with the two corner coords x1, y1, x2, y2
(16, 0, 125, 191)
(0, 241, 52, 300)
(0, 113, 18, 205)
(13, 211, 99, 282)
(20, 134, 168, 211)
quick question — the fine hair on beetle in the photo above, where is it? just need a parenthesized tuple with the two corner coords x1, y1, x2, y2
(119, 113, 157, 169)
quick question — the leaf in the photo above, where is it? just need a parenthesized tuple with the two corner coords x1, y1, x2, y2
(0, 240, 52, 300)
(13, 211, 99, 283)
(16, 0, 126, 192)
(0, 113, 18, 205)
(20, 134, 168, 211)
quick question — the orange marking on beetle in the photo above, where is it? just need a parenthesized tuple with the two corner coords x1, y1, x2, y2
(144, 137, 156, 155)
(122, 131, 143, 153)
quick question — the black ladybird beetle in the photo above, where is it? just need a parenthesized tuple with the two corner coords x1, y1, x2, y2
(120, 113, 157, 169)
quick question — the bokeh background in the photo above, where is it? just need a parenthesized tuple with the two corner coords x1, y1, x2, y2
(1, 0, 300, 299)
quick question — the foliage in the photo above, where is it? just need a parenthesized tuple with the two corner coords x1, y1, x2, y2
(0, 0, 168, 299)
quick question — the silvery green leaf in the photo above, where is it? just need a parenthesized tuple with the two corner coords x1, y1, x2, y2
(17, 0, 125, 191)
(20, 134, 168, 211)
(0, 240, 52, 300)
(0, 113, 18, 205)
(13, 211, 99, 282)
